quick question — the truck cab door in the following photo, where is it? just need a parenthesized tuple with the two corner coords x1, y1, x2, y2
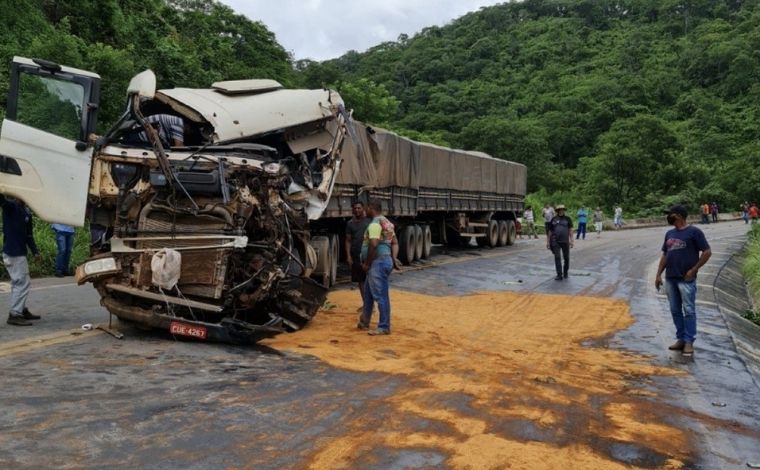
(0, 57, 100, 226)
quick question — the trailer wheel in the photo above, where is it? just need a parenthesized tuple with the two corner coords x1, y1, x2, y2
(506, 220, 516, 246)
(413, 225, 423, 261)
(329, 234, 339, 286)
(399, 226, 416, 265)
(497, 220, 508, 247)
(485, 219, 499, 247)
(421, 225, 432, 259)
(310, 236, 330, 287)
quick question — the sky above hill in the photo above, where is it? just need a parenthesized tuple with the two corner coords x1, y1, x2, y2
(220, 0, 504, 61)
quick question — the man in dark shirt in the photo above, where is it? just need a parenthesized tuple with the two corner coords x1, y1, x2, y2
(0, 196, 42, 326)
(546, 204, 574, 281)
(345, 201, 371, 309)
(655, 205, 711, 356)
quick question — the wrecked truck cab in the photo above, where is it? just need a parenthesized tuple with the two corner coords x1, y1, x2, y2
(1, 57, 348, 344)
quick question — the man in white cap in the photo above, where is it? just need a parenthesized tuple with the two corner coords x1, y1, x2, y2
(546, 204, 573, 280)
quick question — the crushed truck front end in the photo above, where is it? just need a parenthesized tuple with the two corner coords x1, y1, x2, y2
(78, 77, 348, 344)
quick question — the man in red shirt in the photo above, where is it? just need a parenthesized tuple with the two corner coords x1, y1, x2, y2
(750, 203, 759, 224)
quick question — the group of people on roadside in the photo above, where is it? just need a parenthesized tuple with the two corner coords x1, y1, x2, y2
(699, 202, 720, 224)
(740, 201, 759, 224)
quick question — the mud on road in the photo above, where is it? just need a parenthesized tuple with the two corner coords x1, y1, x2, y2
(0, 221, 758, 469)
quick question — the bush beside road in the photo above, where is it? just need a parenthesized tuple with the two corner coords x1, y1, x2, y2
(742, 224, 760, 326)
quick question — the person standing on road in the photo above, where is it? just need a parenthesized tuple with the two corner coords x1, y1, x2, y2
(52, 223, 75, 277)
(593, 207, 604, 238)
(359, 200, 401, 336)
(710, 202, 719, 223)
(751, 203, 759, 224)
(547, 204, 573, 281)
(345, 201, 371, 308)
(576, 206, 588, 240)
(741, 202, 749, 224)
(614, 205, 623, 230)
(0, 196, 42, 326)
(542, 204, 555, 235)
(523, 207, 538, 239)
(655, 205, 711, 356)
(701, 203, 710, 224)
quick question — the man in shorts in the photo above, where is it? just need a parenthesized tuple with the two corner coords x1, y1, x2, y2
(345, 201, 371, 307)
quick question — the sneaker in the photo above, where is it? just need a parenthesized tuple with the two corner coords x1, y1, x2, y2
(368, 328, 390, 336)
(22, 308, 41, 320)
(563, 273, 569, 279)
(682, 343, 694, 356)
(668, 340, 685, 351)
(54, 271, 65, 278)
(356, 322, 369, 331)
(7, 315, 33, 326)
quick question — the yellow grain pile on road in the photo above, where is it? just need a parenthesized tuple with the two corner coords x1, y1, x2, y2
(265, 289, 688, 469)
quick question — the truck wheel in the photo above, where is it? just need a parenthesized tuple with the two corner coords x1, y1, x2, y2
(399, 226, 415, 265)
(497, 220, 508, 247)
(413, 225, 423, 261)
(311, 236, 330, 287)
(506, 220, 516, 246)
(485, 219, 499, 247)
(329, 234, 339, 287)
(421, 225, 432, 259)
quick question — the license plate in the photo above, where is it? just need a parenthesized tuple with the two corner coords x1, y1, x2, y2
(169, 321, 208, 340)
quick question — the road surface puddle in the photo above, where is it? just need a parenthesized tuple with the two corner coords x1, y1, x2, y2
(265, 290, 689, 469)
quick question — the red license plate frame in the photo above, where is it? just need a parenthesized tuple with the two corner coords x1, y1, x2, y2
(169, 321, 208, 340)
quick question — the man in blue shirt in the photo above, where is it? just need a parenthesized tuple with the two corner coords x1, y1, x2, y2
(52, 224, 75, 277)
(576, 206, 588, 240)
(655, 205, 711, 356)
(1, 196, 41, 326)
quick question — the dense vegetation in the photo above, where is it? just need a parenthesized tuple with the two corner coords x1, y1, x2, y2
(742, 224, 760, 326)
(298, 0, 760, 215)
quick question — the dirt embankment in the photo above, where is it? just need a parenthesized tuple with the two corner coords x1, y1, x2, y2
(265, 289, 689, 469)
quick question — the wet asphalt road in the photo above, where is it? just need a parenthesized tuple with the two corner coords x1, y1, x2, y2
(0, 220, 758, 469)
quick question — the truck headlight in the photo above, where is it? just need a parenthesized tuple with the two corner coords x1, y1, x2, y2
(83, 257, 118, 275)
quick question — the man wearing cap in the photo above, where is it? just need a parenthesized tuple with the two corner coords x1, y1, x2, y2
(546, 204, 573, 280)
(655, 205, 711, 356)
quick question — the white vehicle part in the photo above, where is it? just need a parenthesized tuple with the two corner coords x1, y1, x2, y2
(0, 119, 93, 226)
(151, 248, 182, 290)
(154, 88, 344, 142)
(126, 70, 156, 99)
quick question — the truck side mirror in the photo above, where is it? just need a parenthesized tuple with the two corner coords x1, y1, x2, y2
(127, 70, 156, 99)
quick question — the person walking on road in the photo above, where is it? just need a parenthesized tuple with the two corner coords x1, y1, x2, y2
(751, 203, 759, 224)
(1, 196, 42, 326)
(345, 201, 371, 308)
(593, 207, 604, 238)
(655, 205, 711, 356)
(52, 223, 75, 277)
(523, 206, 539, 239)
(710, 202, 719, 223)
(542, 204, 555, 235)
(576, 206, 588, 240)
(547, 204, 573, 281)
(613, 205, 623, 230)
(359, 199, 400, 336)
(741, 202, 749, 224)
(701, 203, 710, 224)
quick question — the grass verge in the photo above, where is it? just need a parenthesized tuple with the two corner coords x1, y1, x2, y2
(741, 224, 760, 326)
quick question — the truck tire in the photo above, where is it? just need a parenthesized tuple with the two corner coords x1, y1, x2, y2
(329, 233, 339, 286)
(421, 225, 432, 259)
(399, 225, 415, 265)
(506, 220, 516, 246)
(484, 219, 499, 247)
(413, 225, 423, 261)
(497, 220, 508, 247)
(311, 236, 330, 287)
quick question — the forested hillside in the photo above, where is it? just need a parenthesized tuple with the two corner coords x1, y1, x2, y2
(297, 0, 760, 214)
(0, 0, 293, 130)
